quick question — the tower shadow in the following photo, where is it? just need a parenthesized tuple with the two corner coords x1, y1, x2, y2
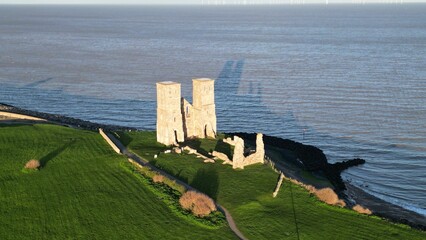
(191, 166, 219, 200)
(39, 139, 76, 168)
(216, 60, 244, 95)
(24, 77, 53, 88)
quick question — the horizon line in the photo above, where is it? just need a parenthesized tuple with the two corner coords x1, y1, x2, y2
(1, 2, 425, 5)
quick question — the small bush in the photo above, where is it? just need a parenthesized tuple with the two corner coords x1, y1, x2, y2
(25, 159, 40, 170)
(153, 174, 165, 183)
(313, 188, 346, 207)
(353, 204, 372, 215)
(179, 191, 216, 217)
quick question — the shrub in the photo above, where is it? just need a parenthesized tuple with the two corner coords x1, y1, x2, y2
(353, 204, 372, 215)
(153, 174, 165, 183)
(25, 159, 40, 170)
(313, 187, 346, 207)
(179, 191, 216, 217)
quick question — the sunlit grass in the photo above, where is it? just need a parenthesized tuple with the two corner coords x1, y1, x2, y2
(119, 130, 426, 240)
(0, 124, 235, 239)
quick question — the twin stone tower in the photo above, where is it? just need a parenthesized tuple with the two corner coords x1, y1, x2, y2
(156, 78, 217, 146)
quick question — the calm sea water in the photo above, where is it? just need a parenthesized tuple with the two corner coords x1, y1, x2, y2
(1, 5, 425, 215)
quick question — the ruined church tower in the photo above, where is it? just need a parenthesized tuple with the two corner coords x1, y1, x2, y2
(156, 81, 185, 146)
(191, 78, 217, 138)
(156, 78, 216, 145)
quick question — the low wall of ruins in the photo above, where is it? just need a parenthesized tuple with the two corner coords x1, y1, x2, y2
(99, 128, 122, 154)
(232, 133, 265, 169)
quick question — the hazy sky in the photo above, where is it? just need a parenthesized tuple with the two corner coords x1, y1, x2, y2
(1, 0, 425, 4)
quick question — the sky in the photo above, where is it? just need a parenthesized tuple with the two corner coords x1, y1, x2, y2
(1, 0, 425, 4)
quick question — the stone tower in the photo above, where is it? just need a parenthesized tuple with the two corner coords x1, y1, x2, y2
(191, 78, 217, 138)
(156, 81, 185, 146)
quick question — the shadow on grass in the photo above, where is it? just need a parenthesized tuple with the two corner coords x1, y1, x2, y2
(0, 123, 34, 128)
(115, 131, 133, 147)
(39, 140, 76, 168)
(184, 139, 210, 156)
(191, 166, 219, 201)
(214, 140, 232, 160)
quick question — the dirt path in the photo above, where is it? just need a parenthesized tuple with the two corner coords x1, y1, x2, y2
(104, 132, 248, 240)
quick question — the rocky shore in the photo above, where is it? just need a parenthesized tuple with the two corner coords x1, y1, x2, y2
(0, 103, 136, 132)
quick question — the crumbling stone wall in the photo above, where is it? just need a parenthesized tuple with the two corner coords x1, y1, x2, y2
(212, 151, 231, 163)
(223, 137, 236, 146)
(232, 133, 265, 169)
(232, 136, 246, 169)
(185, 78, 217, 139)
(181, 98, 195, 138)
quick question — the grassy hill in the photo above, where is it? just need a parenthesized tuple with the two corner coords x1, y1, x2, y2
(0, 124, 235, 239)
(117, 130, 426, 240)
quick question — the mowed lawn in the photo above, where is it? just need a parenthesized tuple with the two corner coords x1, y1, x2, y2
(0, 124, 236, 240)
(118, 130, 426, 240)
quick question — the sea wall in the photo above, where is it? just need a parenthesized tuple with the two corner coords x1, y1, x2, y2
(0, 103, 135, 131)
(0, 111, 47, 121)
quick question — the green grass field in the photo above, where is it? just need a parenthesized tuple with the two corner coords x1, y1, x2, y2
(117, 130, 426, 240)
(0, 124, 236, 239)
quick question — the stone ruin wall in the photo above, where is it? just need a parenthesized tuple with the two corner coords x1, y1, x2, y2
(232, 133, 265, 169)
(181, 98, 194, 139)
(191, 79, 216, 138)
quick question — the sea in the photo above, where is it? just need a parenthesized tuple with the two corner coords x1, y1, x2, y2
(0, 4, 425, 216)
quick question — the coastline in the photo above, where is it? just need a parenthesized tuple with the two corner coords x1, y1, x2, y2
(0, 103, 135, 132)
(345, 183, 426, 230)
(1, 102, 425, 230)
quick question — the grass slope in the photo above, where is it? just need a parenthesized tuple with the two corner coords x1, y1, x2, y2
(0, 124, 235, 239)
(118, 130, 426, 240)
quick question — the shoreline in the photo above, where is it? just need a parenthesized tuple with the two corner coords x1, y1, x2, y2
(1, 102, 424, 230)
(345, 183, 426, 230)
(0, 103, 135, 132)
